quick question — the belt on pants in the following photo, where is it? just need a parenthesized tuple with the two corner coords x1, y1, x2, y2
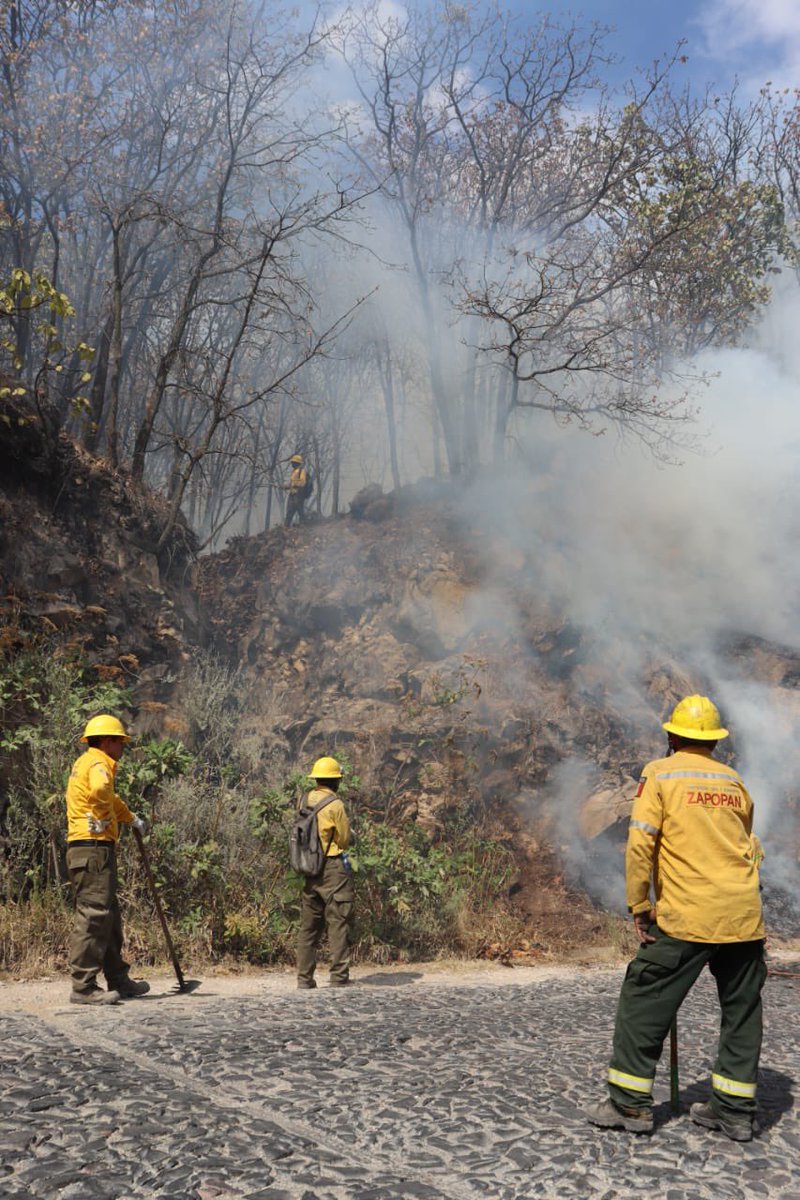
(67, 839, 116, 848)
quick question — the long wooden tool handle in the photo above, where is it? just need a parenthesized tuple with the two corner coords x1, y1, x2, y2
(669, 1018, 679, 1114)
(133, 826, 186, 991)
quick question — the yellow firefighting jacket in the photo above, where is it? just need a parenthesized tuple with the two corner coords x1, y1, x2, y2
(288, 466, 307, 496)
(626, 747, 764, 943)
(66, 747, 134, 843)
(309, 786, 350, 858)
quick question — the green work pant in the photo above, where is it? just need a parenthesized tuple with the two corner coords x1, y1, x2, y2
(608, 927, 766, 1118)
(296, 857, 354, 986)
(285, 494, 305, 526)
(66, 842, 130, 993)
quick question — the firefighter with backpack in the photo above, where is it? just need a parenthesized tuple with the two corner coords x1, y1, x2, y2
(294, 756, 354, 989)
(284, 453, 312, 526)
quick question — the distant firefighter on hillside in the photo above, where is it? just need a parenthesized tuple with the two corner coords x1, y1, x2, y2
(283, 454, 312, 527)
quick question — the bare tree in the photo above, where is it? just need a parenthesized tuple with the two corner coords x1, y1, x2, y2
(339, 4, 786, 472)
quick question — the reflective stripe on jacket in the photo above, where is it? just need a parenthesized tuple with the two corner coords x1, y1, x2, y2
(66, 747, 134, 843)
(626, 747, 764, 943)
(309, 786, 350, 857)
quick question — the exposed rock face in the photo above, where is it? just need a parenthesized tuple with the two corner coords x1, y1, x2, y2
(349, 482, 392, 521)
(194, 497, 661, 919)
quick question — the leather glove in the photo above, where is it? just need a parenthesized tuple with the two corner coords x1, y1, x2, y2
(131, 815, 147, 834)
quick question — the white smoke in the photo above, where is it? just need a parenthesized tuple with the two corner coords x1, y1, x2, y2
(456, 280, 800, 916)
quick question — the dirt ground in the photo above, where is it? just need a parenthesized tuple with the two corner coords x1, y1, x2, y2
(2, 942, 797, 1017)
(0, 950, 627, 1017)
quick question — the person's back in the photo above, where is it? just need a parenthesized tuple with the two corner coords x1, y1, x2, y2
(308, 784, 349, 857)
(629, 746, 764, 943)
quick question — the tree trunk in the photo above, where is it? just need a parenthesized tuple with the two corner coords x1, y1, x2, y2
(493, 370, 516, 465)
(408, 225, 462, 476)
(131, 241, 217, 481)
(84, 310, 113, 454)
(379, 343, 402, 492)
(329, 431, 339, 516)
(244, 418, 261, 537)
(264, 394, 288, 532)
(462, 341, 480, 474)
(106, 224, 124, 468)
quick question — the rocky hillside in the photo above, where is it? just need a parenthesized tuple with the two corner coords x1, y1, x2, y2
(0, 395, 200, 722)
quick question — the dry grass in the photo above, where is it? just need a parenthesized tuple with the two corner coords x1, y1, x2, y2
(0, 887, 639, 981)
(0, 889, 73, 978)
(0, 890, 213, 980)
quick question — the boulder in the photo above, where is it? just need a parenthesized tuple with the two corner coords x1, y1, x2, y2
(578, 780, 638, 840)
(350, 483, 392, 521)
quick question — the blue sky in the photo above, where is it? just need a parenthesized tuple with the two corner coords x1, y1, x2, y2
(515, 0, 800, 92)
(536, 0, 698, 65)
(314, 2, 800, 97)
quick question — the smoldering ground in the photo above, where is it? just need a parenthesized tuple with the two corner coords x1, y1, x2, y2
(450, 283, 800, 925)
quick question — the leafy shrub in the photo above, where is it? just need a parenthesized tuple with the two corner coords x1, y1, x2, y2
(351, 814, 515, 960)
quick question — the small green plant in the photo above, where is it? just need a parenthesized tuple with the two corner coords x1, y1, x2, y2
(0, 632, 131, 899)
(117, 738, 194, 807)
(1, 269, 95, 429)
(249, 769, 308, 843)
(428, 657, 484, 709)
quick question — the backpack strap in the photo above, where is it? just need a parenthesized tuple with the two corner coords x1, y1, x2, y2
(308, 794, 337, 816)
(309, 793, 338, 859)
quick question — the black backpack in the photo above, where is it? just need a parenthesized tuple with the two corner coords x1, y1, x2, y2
(289, 793, 335, 876)
(301, 467, 314, 500)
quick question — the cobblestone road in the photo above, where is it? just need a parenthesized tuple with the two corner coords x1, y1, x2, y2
(0, 965, 797, 1200)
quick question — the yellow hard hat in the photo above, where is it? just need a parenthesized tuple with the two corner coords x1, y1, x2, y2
(81, 714, 129, 743)
(310, 755, 342, 779)
(662, 695, 728, 741)
(290, 454, 303, 465)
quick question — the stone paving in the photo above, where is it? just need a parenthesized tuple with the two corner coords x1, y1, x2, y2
(0, 966, 797, 1200)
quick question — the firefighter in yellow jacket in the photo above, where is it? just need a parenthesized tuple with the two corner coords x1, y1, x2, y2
(284, 454, 308, 527)
(586, 695, 766, 1141)
(296, 756, 354, 989)
(65, 715, 150, 1005)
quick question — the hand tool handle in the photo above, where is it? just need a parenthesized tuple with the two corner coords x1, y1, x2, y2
(133, 826, 187, 991)
(669, 1018, 679, 1114)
